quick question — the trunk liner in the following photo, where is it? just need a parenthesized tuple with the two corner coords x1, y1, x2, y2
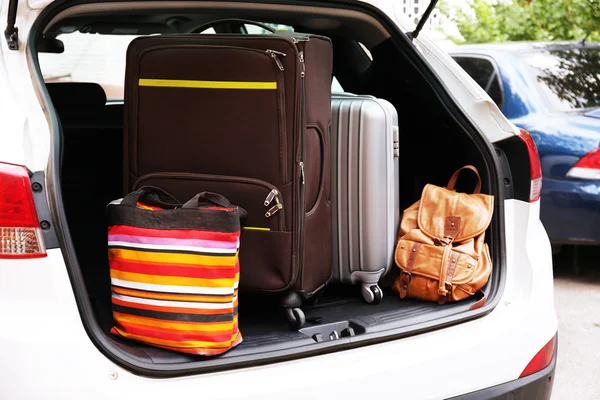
(98, 286, 483, 365)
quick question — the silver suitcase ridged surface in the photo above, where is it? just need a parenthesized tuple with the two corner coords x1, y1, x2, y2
(331, 93, 400, 304)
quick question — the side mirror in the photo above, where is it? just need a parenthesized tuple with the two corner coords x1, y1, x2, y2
(38, 37, 64, 53)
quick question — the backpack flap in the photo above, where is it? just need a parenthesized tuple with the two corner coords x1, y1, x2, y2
(417, 166, 494, 243)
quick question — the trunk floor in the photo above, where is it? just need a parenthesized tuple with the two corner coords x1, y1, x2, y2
(96, 285, 483, 364)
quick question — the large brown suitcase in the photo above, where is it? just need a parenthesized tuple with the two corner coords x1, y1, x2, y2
(123, 28, 333, 328)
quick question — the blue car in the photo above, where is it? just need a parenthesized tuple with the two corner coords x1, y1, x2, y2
(449, 42, 600, 246)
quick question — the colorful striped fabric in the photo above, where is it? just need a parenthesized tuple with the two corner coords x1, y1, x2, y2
(107, 191, 243, 356)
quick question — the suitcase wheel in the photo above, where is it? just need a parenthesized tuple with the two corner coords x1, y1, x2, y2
(362, 284, 383, 305)
(285, 307, 306, 330)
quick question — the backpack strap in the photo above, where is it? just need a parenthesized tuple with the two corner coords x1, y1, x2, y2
(398, 242, 422, 298)
(436, 217, 461, 303)
(434, 216, 462, 245)
(438, 249, 461, 304)
(446, 165, 482, 194)
(469, 290, 487, 310)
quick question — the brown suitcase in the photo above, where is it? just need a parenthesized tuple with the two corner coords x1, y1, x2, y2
(123, 27, 333, 328)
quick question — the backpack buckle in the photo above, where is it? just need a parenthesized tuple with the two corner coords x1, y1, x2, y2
(400, 270, 412, 283)
(398, 270, 412, 298)
(434, 236, 454, 246)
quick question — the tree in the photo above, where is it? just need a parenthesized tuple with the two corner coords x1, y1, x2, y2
(440, 0, 600, 44)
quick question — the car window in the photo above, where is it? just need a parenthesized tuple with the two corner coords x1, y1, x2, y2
(221, 23, 346, 91)
(452, 56, 504, 108)
(39, 32, 139, 101)
(243, 23, 294, 34)
(39, 29, 343, 100)
(522, 48, 600, 111)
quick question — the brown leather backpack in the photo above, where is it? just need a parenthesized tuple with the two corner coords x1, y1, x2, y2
(392, 166, 493, 307)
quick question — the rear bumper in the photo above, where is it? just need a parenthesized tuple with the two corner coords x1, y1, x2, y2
(450, 342, 557, 400)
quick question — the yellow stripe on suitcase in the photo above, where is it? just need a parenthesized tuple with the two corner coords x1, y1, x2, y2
(139, 78, 277, 90)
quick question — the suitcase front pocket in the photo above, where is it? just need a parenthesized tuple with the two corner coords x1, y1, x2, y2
(239, 229, 295, 292)
(133, 172, 286, 232)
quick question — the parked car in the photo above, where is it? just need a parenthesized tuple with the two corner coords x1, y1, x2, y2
(449, 42, 600, 246)
(0, 1, 556, 399)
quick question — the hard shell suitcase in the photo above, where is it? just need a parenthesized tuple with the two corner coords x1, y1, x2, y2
(123, 26, 333, 328)
(330, 93, 400, 304)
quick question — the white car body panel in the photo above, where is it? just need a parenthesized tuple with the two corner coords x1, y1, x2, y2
(414, 33, 518, 143)
(0, 1, 557, 398)
(1, 0, 51, 170)
(0, 201, 556, 400)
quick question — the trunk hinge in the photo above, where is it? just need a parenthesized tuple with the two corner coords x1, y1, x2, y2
(4, 0, 19, 50)
(407, 0, 440, 41)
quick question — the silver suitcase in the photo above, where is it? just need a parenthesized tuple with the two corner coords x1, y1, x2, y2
(331, 93, 400, 304)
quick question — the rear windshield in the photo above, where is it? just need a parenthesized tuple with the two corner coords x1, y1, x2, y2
(39, 28, 344, 101)
(39, 32, 138, 101)
(522, 48, 600, 111)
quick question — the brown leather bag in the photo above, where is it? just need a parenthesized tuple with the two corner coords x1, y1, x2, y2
(392, 166, 493, 306)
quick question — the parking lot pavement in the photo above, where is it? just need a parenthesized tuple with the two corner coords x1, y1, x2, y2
(552, 247, 600, 400)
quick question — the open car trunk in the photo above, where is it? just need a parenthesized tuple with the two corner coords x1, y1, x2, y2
(31, 0, 505, 376)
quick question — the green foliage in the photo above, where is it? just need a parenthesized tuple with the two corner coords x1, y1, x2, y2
(440, 0, 600, 44)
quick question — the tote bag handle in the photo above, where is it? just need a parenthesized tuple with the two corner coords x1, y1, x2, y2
(121, 186, 182, 208)
(183, 192, 248, 222)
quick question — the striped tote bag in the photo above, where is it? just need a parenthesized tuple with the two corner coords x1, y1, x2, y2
(107, 187, 245, 356)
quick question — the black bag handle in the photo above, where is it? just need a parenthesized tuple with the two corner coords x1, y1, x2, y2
(182, 192, 248, 222)
(182, 192, 233, 209)
(190, 18, 277, 34)
(121, 186, 182, 208)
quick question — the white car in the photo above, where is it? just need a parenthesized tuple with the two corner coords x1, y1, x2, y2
(0, 0, 557, 399)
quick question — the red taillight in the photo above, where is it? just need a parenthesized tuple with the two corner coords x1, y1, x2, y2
(566, 148, 600, 180)
(517, 129, 542, 202)
(0, 162, 46, 259)
(519, 334, 557, 378)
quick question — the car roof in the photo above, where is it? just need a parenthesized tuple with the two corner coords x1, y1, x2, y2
(448, 41, 600, 56)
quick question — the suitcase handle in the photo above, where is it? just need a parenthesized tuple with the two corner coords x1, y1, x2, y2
(190, 19, 277, 34)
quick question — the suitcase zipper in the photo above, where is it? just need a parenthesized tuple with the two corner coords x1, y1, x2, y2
(265, 200, 283, 218)
(132, 172, 285, 231)
(264, 188, 279, 205)
(298, 50, 306, 77)
(266, 49, 288, 183)
(264, 188, 283, 218)
(299, 162, 305, 185)
(292, 36, 308, 283)
(266, 49, 286, 71)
